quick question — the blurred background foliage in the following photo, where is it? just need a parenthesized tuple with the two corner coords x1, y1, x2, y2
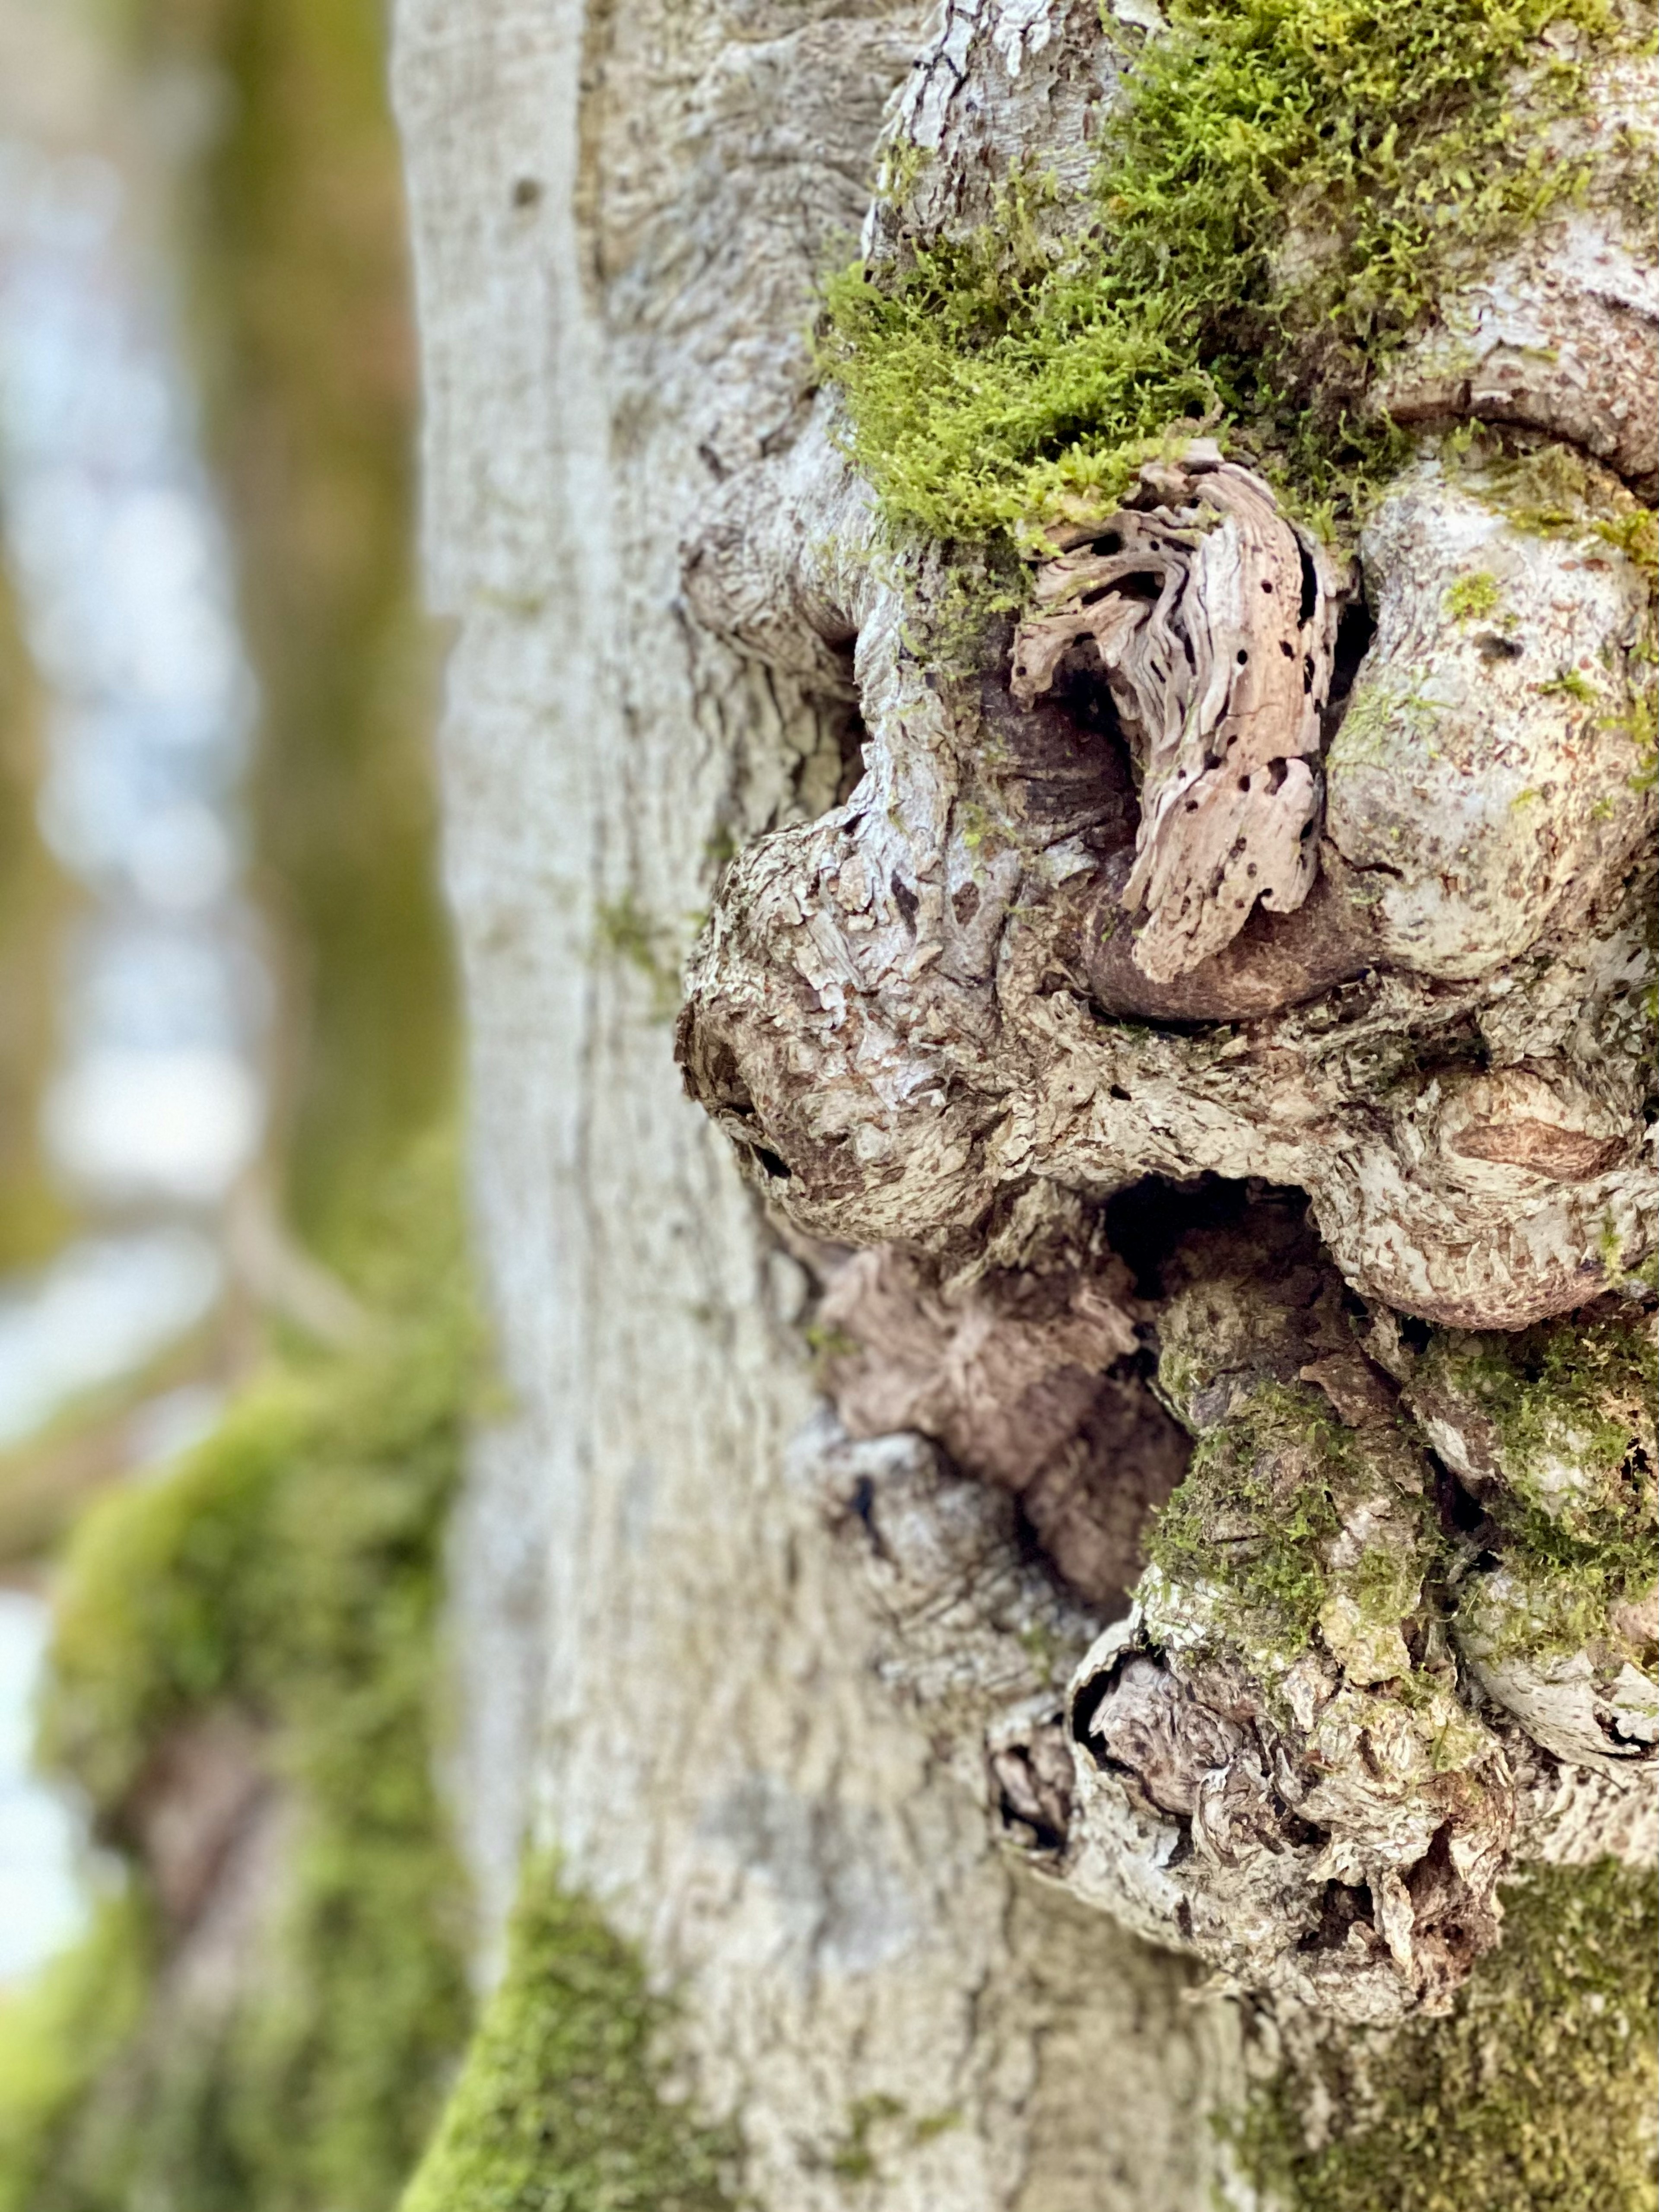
(0, 551, 73, 1274)
(127, 0, 454, 1270)
(0, 0, 475, 2204)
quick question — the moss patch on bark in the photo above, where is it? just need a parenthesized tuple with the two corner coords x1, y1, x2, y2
(820, 0, 1633, 542)
(0, 1136, 474, 2212)
(1424, 1311, 1657, 1665)
(1230, 1860, 1659, 2211)
(401, 1856, 741, 2212)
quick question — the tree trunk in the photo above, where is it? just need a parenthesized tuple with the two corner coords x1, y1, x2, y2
(391, 0, 1655, 2202)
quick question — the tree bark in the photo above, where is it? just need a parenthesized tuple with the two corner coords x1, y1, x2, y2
(392, 0, 1654, 2201)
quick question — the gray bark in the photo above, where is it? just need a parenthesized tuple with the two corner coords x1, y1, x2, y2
(392, 0, 1654, 2199)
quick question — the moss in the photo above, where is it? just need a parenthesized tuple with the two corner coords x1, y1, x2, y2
(400, 1854, 741, 2212)
(0, 539, 75, 1271)
(1461, 434, 1659, 650)
(827, 2094, 909, 2183)
(1425, 1311, 1654, 1528)
(1228, 1860, 1659, 2211)
(0, 1896, 152, 2212)
(1593, 507, 1659, 592)
(3, 1133, 474, 2212)
(1145, 1388, 1344, 1651)
(820, 0, 1625, 544)
(594, 891, 684, 1022)
(1422, 1312, 1656, 1665)
(816, 2094, 963, 2182)
(1142, 1380, 1449, 1682)
(1536, 667, 1598, 702)
(1444, 571, 1503, 623)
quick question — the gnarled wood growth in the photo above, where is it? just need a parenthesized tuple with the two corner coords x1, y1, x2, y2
(394, 0, 1657, 2192)
(1010, 451, 1351, 982)
(676, 0, 1657, 2037)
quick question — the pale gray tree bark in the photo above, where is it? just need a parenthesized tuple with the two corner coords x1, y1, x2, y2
(391, 0, 1654, 2202)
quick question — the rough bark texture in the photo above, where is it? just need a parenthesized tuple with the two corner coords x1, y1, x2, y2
(394, 4, 1240, 2205)
(394, 0, 1655, 2197)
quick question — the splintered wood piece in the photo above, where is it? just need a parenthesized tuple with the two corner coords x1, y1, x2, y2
(1011, 455, 1350, 982)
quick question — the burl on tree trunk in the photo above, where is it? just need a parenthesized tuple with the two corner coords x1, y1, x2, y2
(676, 0, 1656, 2031)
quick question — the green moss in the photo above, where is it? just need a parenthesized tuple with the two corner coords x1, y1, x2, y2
(1143, 1381, 1441, 1664)
(1463, 437, 1659, 601)
(0, 540, 75, 1272)
(816, 2094, 963, 2182)
(4, 1134, 474, 2212)
(1594, 507, 1659, 592)
(400, 1854, 741, 2212)
(1146, 1387, 1343, 1649)
(820, 0, 1624, 543)
(1228, 1860, 1659, 2211)
(827, 2095, 908, 2183)
(595, 891, 684, 1022)
(0, 1897, 152, 2212)
(1423, 1313, 1655, 1665)
(1444, 571, 1503, 623)
(1536, 667, 1598, 702)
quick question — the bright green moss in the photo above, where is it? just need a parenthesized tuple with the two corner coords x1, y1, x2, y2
(3, 1135, 475, 2212)
(1229, 1860, 1659, 2211)
(401, 1855, 741, 2212)
(820, 0, 1624, 543)
(1445, 571, 1503, 622)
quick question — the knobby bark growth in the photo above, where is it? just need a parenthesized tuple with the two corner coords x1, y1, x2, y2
(675, 0, 1657, 2040)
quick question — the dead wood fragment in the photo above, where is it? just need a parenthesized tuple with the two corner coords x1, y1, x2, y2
(1011, 451, 1351, 982)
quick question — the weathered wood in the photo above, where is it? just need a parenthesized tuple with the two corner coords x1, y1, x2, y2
(1011, 452, 1351, 981)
